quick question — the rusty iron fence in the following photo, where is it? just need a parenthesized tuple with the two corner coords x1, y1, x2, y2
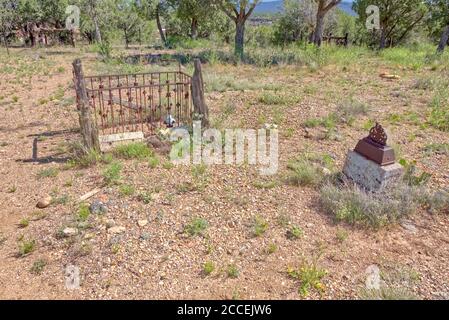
(322, 33, 349, 47)
(79, 70, 193, 136)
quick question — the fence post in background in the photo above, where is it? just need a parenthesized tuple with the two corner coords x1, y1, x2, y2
(72, 58, 100, 152)
(191, 58, 209, 128)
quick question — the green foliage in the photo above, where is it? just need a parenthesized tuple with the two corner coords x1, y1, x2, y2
(184, 217, 208, 237)
(288, 262, 327, 297)
(203, 261, 215, 275)
(320, 182, 423, 228)
(148, 156, 160, 168)
(77, 203, 90, 222)
(119, 184, 135, 196)
(66, 142, 105, 169)
(113, 142, 153, 160)
(30, 259, 47, 275)
(96, 41, 112, 60)
(423, 143, 449, 156)
(360, 287, 418, 300)
(18, 238, 36, 257)
(227, 264, 239, 278)
(103, 161, 122, 185)
(287, 225, 303, 239)
(353, 0, 428, 48)
(37, 167, 59, 179)
(287, 159, 323, 187)
(252, 215, 268, 237)
(399, 159, 432, 186)
(19, 218, 29, 228)
(137, 191, 152, 204)
(428, 88, 449, 131)
(266, 243, 278, 254)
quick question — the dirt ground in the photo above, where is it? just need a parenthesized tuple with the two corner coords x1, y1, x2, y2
(0, 46, 448, 300)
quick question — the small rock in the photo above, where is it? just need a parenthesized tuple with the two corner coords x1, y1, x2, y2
(108, 226, 126, 235)
(401, 220, 418, 234)
(89, 200, 108, 215)
(365, 265, 381, 290)
(63, 227, 78, 237)
(105, 219, 116, 228)
(140, 232, 151, 241)
(84, 233, 94, 240)
(137, 219, 148, 227)
(36, 196, 52, 209)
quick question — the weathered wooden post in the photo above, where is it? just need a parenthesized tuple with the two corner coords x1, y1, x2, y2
(72, 59, 100, 152)
(344, 33, 349, 47)
(191, 58, 209, 128)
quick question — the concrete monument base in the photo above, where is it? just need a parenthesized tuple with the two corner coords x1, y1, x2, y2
(343, 150, 404, 191)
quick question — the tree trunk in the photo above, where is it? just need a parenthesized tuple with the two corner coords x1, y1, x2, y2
(191, 18, 198, 39)
(235, 20, 245, 59)
(191, 59, 209, 128)
(93, 16, 102, 44)
(379, 28, 387, 49)
(124, 29, 129, 49)
(156, 4, 167, 46)
(437, 25, 449, 53)
(72, 59, 100, 152)
(2, 34, 9, 55)
(312, 14, 325, 46)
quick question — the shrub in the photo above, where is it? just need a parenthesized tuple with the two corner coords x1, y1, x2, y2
(252, 216, 268, 237)
(66, 142, 104, 168)
(428, 88, 449, 132)
(286, 225, 303, 239)
(18, 218, 29, 228)
(184, 218, 208, 237)
(423, 143, 449, 156)
(399, 159, 432, 187)
(119, 184, 135, 196)
(337, 99, 370, 124)
(203, 261, 215, 275)
(227, 264, 239, 278)
(113, 142, 153, 160)
(288, 262, 327, 297)
(37, 167, 59, 179)
(30, 259, 47, 275)
(258, 91, 294, 105)
(320, 183, 421, 228)
(137, 191, 152, 204)
(96, 41, 112, 60)
(360, 287, 417, 300)
(267, 243, 278, 254)
(77, 203, 90, 221)
(148, 156, 160, 169)
(18, 239, 36, 256)
(103, 162, 122, 185)
(287, 159, 323, 187)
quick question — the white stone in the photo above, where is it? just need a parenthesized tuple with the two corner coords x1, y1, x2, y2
(137, 219, 148, 227)
(107, 226, 126, 235)
(365, 265, 381, 290)
(343, 150, 403, 191)
(99, 131, 144, 152)
(63, 227, 78, 237)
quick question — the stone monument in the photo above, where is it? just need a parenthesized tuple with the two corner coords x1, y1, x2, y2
(343, 123, 403, 191)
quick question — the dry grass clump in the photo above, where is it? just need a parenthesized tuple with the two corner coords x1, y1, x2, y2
(320, 180, 449, 228)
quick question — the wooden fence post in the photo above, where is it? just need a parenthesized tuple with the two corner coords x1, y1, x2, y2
(72, 59, 100, 152)
(191, 58, 209, 128)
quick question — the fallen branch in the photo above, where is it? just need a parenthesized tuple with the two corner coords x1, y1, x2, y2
(78, 188, 101, 203)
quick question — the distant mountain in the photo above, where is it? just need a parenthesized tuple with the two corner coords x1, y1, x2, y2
(253, 1, 357, 16)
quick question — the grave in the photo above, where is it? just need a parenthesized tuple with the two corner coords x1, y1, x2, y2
(343, 123, 403, 191)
